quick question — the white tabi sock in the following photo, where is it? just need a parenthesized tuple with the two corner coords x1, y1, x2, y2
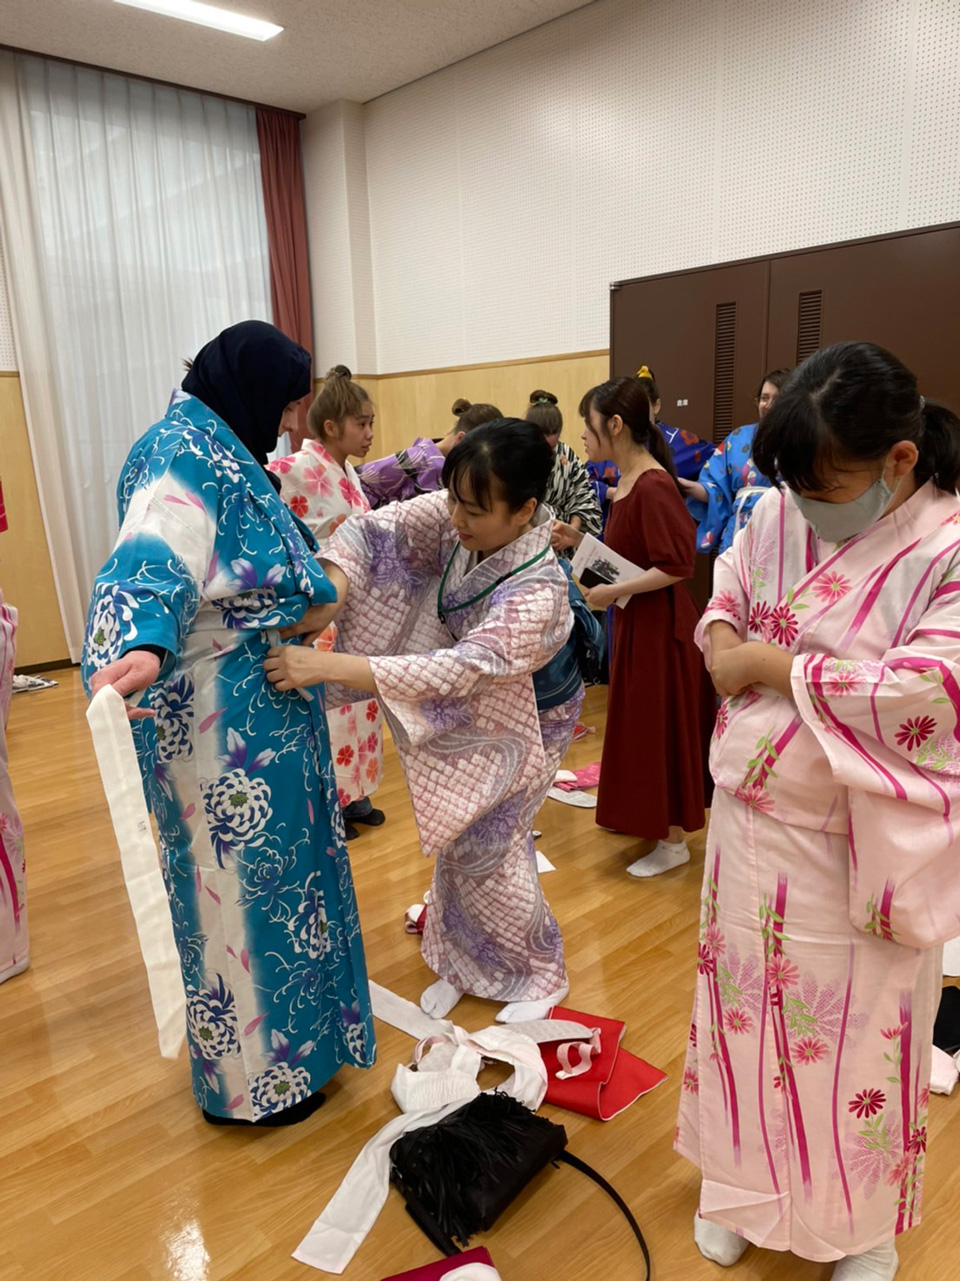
(496, 981, 570, 1024)
(831, 1241, 899, 1281)
(693, 1213, 749, 1267)
(419, 978, 463, 1019)
(627, 840, 690, 878)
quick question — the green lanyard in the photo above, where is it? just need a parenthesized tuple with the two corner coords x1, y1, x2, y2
(437, 543, 550, 626)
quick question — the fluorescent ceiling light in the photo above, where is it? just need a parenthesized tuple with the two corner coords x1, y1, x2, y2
(114, 0, 283, 41)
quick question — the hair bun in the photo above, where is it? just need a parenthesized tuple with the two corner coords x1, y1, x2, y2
(451, 398, 471, 416)
(529, 389, 558, 406)
(326, 364, 352, 380)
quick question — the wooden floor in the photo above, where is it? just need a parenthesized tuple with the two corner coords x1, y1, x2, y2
(2, 673, 957, 1280)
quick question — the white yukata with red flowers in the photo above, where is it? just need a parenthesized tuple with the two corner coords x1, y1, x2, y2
(676, 480, 960, 1262)
(269, 439, 384, 809)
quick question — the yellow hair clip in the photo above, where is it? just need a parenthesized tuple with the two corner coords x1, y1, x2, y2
(637, 365, 652, 380)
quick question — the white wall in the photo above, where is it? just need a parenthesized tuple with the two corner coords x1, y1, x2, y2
(302, 0, 960, 375)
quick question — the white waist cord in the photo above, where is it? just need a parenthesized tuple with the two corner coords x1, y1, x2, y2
(86, 685, 185, 1059)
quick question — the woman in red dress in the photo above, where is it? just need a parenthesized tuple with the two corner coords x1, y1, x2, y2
(570, 377, 714, 876)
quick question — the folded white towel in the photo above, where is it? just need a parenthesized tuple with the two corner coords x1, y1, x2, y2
(930, 1044, 958, 1095)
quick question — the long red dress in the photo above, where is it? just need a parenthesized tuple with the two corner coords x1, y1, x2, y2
(597, 468, 714, 838)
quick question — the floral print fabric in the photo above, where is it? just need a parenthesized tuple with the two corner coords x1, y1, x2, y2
(0, 595, 27, 983)
(685, 422, 772, 554)
(82, 393, 375, 1119)
(677, 478, 960, 1256)
(324, 491, 577, 1000)
(269, 438, 383, 809)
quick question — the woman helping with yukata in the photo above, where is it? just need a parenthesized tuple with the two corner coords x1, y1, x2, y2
(265, 421, 580, 1023)
(268, 367, 386, 841)
(679, 342, 960, 1280)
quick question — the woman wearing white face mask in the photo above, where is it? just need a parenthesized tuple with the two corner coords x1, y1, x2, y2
(676, 342, 960, 1281)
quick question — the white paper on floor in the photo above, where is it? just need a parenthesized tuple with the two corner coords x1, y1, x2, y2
(535, 850, 555, 873)
(547, 786, 597, 809)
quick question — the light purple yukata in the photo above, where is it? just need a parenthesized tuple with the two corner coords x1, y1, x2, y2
(357, 438, 445, 509)
(323, 490, 580, 1002)
(677, 480, 960, 1261)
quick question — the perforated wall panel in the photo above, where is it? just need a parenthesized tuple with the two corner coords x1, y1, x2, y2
(355, 0, 960, 374)
(0, 242, 16, 370)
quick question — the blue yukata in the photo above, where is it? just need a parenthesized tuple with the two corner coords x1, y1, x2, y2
(83, 390, 375, 1120)
(685, 422, 772, 554)
(656, 420, 712, 482)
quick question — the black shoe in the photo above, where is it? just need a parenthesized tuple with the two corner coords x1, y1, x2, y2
(351, 807, 386, 827)
(344, 822, 360, 840)
(202, 1091, 327, 1127)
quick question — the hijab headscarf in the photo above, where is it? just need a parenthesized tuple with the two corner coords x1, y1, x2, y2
(182, 320, 311, 469)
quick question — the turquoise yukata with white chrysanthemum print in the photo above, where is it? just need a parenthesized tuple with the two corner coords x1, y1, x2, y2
(82, 391, 374, 1120)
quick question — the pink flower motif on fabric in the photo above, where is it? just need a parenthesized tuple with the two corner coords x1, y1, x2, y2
(765, 603, 798, 648)
(734, 782, 775, 814)
(725, 1007, 753, 1035)
(697, 944, 716, 976)
(812, 572, 851, 603)
(895, 716, 937, 751)
(289, 495, 309, 518)
(682, 1068, 699, 1094)
(824, 668, 861, 696)
(849, 1087, 886, 1119)
(765, 954, 800, 992)
(302, 465, 333, 497)
(711, 590, 742, 621)
(336, 746, 355, 767)
(794, 1037, 828, 1064)
(748, 600, 771, 637)
(714, 700, 729, 739)
(702, 922, 726, 959)
(366, 701, 380, 722)
(339, 477, 364, 508)
(881, 1024, 905, 1040)
(270, 457, 293, 475)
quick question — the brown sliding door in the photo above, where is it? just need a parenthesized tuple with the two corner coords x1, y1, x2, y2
(610, 260, 769, 444)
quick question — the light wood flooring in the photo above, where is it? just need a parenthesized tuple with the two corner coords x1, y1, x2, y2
(2, 673, 957, 1280)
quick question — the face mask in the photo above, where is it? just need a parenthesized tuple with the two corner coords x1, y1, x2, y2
(790, 472, 897, 543)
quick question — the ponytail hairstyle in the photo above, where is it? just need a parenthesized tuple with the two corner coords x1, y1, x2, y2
(451, 398, 503, 432)
(579, 377, 682, 493)
(525, 389, 563, 438)
(442, 419, 554, 512)
(307, 365, 373, 442)
(752, 341, 960, 494)
(636, 365, 661, 410)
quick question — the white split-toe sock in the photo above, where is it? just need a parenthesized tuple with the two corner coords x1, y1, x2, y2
(419, 978, 463, 1019)
(496, 981, 570, 1024)
(693, 1213, 749, 1267)
(627, 840, 691, 878)
(831, 1241, 899, 1281)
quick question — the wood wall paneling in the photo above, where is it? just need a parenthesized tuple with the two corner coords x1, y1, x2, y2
(0, 375, 70, 668)
(322, 353, 611, 463)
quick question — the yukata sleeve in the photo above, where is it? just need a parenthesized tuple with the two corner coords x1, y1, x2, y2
(689, 438, 739, 554)
(83, 445, 219, 687)
(792, 559, 960, 946)
(370, 575, 572, 748)
(559, 452, 603, 536)
(355, 453, 410, 508)
(694, 508, 756, 663)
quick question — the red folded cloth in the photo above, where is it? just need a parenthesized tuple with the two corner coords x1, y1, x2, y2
(554, 762, 601, 791)
(381, 1247, 498, 1280)
(541, 1005, 667, 1120)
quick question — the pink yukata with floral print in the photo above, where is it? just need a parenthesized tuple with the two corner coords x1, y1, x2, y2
(676, 479, 960, 1262)
(0, 592, 27, 982)
(269, 439, 384, 810)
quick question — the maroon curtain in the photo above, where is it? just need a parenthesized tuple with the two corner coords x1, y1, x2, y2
(256, 108, 313, 450)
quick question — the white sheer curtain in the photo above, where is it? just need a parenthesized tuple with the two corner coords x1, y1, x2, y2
(0, 52, 271, 659)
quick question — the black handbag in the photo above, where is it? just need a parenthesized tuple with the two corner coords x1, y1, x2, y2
(388, 1090, 651, 1278)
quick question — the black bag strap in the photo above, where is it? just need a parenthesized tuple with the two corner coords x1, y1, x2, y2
(399, 1150, 651, 1277)
(557, 1151, 651, 1281)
